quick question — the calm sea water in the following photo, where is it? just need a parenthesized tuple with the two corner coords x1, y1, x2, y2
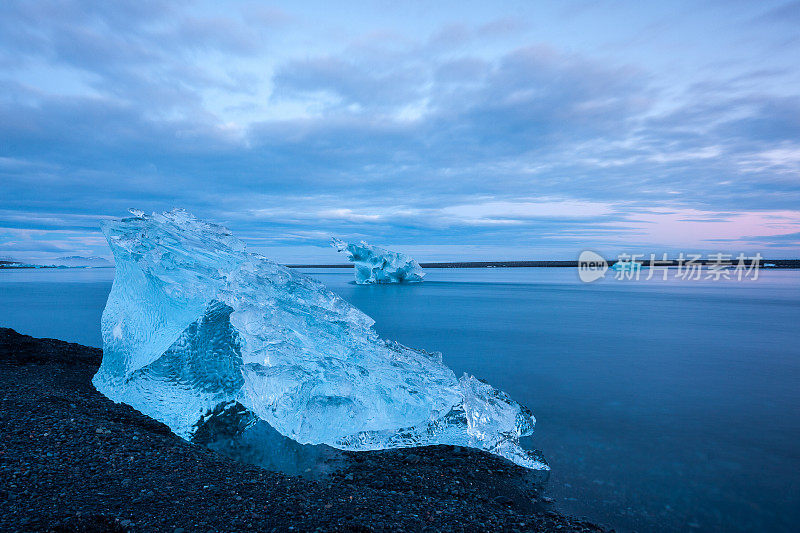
(1, 267, 798, 532)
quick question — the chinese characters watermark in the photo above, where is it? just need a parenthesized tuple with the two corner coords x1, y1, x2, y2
(578, 251, 765, 283)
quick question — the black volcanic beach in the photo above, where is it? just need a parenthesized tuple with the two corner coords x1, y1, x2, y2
(0, 328, 603, 532)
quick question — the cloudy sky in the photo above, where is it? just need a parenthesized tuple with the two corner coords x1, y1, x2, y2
(1, 0, 799, 263)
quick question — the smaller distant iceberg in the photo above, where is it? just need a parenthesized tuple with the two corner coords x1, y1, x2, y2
(610, 261, 647, 272)
(331, 238, 425, 284)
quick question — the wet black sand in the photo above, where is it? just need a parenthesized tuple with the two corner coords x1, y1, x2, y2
(0, 328, 604, 532)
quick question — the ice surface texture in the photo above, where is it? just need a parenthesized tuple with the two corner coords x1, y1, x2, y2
(93, 209, 547, 470)
(331, 237, 425, 284)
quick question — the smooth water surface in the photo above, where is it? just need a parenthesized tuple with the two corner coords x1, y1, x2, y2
(0, 268, 113, 346)
(1, 267, 798, 532)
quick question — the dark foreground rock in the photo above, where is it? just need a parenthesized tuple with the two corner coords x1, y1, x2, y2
(0, 328, 604, 532)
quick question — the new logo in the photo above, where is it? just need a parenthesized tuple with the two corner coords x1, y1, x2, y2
(578, 251, 608, 283)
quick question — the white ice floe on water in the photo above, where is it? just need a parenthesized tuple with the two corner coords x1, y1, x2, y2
(93, 209, 547, 470)
(331, 237, 425, 284)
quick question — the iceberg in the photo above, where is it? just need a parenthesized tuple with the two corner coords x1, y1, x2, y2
(93, 209, 547, 470)
(331, 237, 425, 284)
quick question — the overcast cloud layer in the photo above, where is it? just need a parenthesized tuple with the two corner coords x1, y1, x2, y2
(1, 0, 799, 262)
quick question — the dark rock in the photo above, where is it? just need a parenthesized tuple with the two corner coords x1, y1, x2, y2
(492, 495, 514, 506)
(0, 328, 604, 532)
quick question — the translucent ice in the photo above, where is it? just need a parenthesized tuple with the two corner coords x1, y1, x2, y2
(331, 237, 425, 284)
(610, 261, 647, 272)
(93, 209, 547, 470)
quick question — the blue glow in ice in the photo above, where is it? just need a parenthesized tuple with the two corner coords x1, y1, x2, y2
(331, 237, 425, 284)
(93, 209, 547, 470)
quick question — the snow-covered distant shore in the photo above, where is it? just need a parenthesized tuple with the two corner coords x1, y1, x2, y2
(0, 256, 113, 269)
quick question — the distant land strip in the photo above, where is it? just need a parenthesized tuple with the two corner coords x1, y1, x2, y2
(3, 259, 799, 269)
(286, 259, 800, 269)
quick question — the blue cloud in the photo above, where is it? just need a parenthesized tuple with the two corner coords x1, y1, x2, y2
(0, 0, 799, 261)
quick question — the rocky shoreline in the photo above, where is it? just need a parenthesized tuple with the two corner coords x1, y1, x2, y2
(0, 328, 604, 532)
